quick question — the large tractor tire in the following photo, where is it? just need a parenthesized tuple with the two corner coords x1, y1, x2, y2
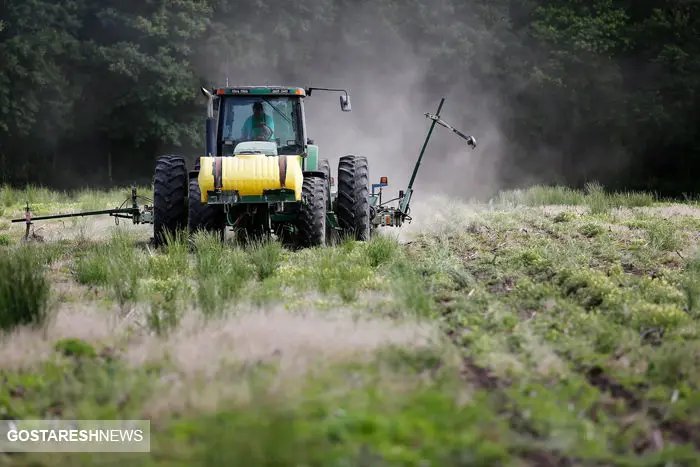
(318, 157, 332, 210)
(188, 177, 225, 242)
(153, 155, 188, 247)
(336, 155, 370, 241)
(296, 176, 327, 248)
(319, 158, 331, 181)
(318, 158, 339, 245)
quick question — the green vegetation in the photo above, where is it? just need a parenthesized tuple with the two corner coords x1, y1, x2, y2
(0, 185, 153, 219)
(0, 245, 51, 331)
(1, 184, 700, 465)
(492, 182, 657, 212)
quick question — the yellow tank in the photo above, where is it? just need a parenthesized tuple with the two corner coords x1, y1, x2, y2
(197, 155, 304, 202)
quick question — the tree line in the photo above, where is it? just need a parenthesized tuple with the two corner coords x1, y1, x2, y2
(0, 0, 698, 197)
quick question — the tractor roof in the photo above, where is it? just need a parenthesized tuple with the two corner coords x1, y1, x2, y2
(215, 86, 306, 97)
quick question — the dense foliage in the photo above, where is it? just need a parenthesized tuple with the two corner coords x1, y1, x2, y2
(0, 0, 698, 196)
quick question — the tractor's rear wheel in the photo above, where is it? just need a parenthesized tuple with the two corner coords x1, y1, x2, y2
(296, 176, 327, 248)
(153, 155, 188, 247)
(188, 177, 225, 242)
(336, 155, 370, 241)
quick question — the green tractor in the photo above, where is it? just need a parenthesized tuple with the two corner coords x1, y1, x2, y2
(152, 85, 375, 248)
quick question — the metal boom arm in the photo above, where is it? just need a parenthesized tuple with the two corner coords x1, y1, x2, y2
(398, 99, 477, 216)
(9, 188, 155, 240)
(425, 113, 478, 149)
(399, 98, 445, 214)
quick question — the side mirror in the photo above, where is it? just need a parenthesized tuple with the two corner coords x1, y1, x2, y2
(340, 94, 352, 112)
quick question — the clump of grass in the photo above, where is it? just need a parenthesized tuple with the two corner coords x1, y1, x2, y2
(365, 234, 400, 267)
(148, 230, 190, 280)
(73, 230, 146, 307)
(311, 246, 373, 302)
(106, 231, 145, 307)
(579, 221, 604, 238)
(387, 236, 460, 318)
(585, 181, 610, 215)
(0, 233, 11, 245)
(147, 277, 190, 335)
(553, 211, 576, 223)
(55, 338, 97, 359)
(247, 239, 283, 281)
(74, 246, 110, 285)
(681, 253, 700, 315)
(193, 231, 256, 316)
(390, 259, 435, 317)
(646, 218, 682, 251)
(0, 245, 51, 332)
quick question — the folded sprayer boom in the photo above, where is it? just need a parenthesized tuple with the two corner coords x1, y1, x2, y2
(370, 97, 477, 229)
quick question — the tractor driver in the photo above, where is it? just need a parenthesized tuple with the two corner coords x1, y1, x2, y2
(241, 101, 275, 141)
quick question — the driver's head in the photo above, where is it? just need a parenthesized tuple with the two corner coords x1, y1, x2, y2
(252, 101, 263, 117)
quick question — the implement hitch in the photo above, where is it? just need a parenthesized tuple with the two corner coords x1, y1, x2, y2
(10, 188, 154, 240)
(370, 98, 477, 229)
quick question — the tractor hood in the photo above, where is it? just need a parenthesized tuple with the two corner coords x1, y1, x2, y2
(233, 141, 278, 156)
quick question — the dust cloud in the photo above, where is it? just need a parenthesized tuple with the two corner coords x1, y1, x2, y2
(196, 2, 512, 204)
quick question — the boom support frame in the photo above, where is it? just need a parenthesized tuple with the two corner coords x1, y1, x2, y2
(10, 188, 154, 240)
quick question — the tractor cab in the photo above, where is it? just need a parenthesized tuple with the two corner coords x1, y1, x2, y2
(202, 86, 351, 162)
(214, 87, 307, 157)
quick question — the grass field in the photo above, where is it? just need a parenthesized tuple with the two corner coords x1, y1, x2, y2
(1, 182, 700, 465)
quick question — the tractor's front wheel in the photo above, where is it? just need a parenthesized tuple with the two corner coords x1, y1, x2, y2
(296, 176, 327, 248)
(318, 157, 332, 208)
(188, 177, 225, 242)
(336, 155, 370, 241)
(153, 155, 188, 247)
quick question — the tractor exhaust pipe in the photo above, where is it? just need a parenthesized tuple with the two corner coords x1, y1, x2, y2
(201, 87, 216, 156)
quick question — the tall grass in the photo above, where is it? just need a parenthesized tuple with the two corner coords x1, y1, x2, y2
(492, 185, 585, 207)
(0, 245, 51, 332)
(682, 252, 700, 316)
(73, 230, 146, 308)
(0, 183, 153, 212)
(646, 218, 683, 251)
(365, 233, 400, 268)
(193, 232, 256, 316)
(247, 238, 284, 281)
(491, 182, 656, 212)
